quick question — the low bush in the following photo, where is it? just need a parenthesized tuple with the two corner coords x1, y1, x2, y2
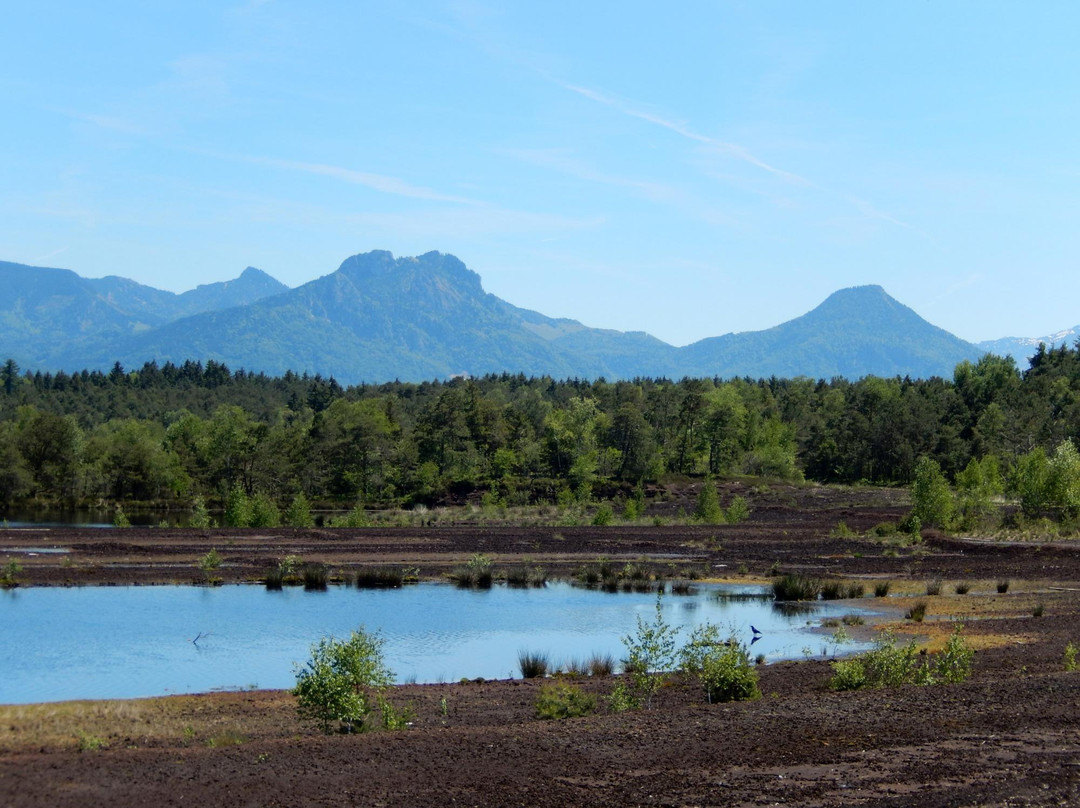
(680, 623, 760, 704)
(874, 581, 891, 597)
(450, 553, 494, 588)
(830, 521, 856, 538)
(954, 582, 971, 595)
(1065, 642, 1078, 672)
(925, 579, 942, 596)
(935, 625, 975, 683)
(996, 579, 1010, 594)
(830, 625, 973, 690)
(591, 504, 615, 526)
(518, 650, 550, 679)
(829, 658, 867, 691)
(772, 574, 822, 601)
(534, 682, 597, 720)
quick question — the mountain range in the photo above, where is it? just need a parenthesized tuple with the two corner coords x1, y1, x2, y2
(0, 251, 1070, 384)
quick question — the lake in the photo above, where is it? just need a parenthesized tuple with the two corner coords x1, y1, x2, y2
(0, 582, 873, 704)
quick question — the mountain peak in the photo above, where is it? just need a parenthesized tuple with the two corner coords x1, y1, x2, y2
(335, 249, 484, 296)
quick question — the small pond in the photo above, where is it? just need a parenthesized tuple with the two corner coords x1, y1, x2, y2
(0, 582, 874, 704)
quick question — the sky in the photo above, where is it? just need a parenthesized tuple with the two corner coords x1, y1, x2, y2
(2, 1, 1078, 346)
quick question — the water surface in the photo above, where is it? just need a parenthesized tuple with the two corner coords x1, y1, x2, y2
(0, 582, 871, 704)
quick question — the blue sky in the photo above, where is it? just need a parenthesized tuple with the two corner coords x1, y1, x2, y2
(2, 1, 1078, 346)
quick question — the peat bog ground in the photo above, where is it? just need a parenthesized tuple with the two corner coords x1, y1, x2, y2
(2, 482, 1079, 806)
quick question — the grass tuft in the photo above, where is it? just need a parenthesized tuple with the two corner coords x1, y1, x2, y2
(772, 574, 822, 601)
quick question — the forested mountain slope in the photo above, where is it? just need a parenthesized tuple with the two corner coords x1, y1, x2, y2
(4, 251, 987, 382)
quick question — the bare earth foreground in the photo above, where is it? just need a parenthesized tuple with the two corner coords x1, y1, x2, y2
(2, 484, 1079, 807)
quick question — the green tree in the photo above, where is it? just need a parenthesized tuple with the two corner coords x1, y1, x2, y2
(223, 482, 252, 527)
(284, 492, 314, 527)
(1, 359, 20, 396)
(293, 628, 394, 734)
(1047, 440, 1080, 519)
(1012, 447, 1050, 517)
(693, 478, 725, 524)
(909, 455, 954, 529)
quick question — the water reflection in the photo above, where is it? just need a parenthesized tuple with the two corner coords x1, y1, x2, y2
(0, 582, 875, 704)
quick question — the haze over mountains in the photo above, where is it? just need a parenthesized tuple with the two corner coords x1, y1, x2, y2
(0, 251, 1070, 384)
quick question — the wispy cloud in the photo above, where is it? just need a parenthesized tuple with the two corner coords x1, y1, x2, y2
(505, 148, 681, 203)
(31, 247, 68, 264)
(51, 108, 150, 136)
(236, 155, 480, 204)
(559, 80, 915, 232)
(561, 83, 810, 186)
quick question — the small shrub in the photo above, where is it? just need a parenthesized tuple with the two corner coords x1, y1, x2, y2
(996, 579, 1010, 594)
(935, 625, 974, 683)
(113, 504, 131, 528)
(954, 582, 971, 595)
(76, 732, 107, 752)
(199, 548, 222, 572)
(905, 601, 928, 622)
(1065, 642, 1078, 672)
(872, 521, 898, 537)
(292, 627, 394, 734)
(772, 574, 821, 601)
(1033, 603, 1045, 617)
(591, 504, 614, 526)
(862, 631, 920, 687)
(1, 559, 22, 588)
(925, 579, 942, 596)
(680, 623, 760, 704)
(620, 593, 680, 709)
(518, 650, 550, 679)
(830, 521, 856, 538)
(874, 581, 891, 598)
(841, 614, 865, 626)
(607, 680, 640, 713)
(829, 658, 867, 691)
(333, 503, 369, 528)
(450, 553, 494, 588)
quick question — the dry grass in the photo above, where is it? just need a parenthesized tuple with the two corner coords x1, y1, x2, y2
(0, 691, 295, 753)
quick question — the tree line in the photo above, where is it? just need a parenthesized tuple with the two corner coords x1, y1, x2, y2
(1, 343, 1078, 515)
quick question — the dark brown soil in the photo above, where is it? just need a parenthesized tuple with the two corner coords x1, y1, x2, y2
(3, 483, 1079, 806)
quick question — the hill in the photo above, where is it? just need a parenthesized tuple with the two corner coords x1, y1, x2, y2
(3, 251, 988, 382)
